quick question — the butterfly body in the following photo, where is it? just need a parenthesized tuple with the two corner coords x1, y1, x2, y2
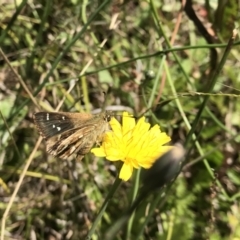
(33, 112, 111, 160)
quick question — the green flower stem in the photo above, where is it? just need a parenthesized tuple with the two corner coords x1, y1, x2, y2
(86, 177, 122, 239)
(126, 168, 141, 239)
(105, 182, 161, 240)
(105, 191, 144, 240)
(135, 189, 165, 239)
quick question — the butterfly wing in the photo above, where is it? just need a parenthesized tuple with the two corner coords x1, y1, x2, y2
(33, 112, 110, 160)
(33, 112, 94, 139)
(46, 125, 99, 159)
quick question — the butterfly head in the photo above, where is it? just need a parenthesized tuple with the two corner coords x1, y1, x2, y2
(104, 111, 112, 122)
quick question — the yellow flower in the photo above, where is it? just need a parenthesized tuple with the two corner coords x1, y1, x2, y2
(91, 112, 173, 181)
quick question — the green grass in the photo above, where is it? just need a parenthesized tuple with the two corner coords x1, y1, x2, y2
(1, 0, 240, 239)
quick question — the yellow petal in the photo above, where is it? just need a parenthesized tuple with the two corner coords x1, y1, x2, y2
(158, 146, 174, 154)
(95, 111, 173, 181)
(91, 147, 106, 157)
(122, 112, 135, 136)
(110, 117, 122, 137)
(133, 116, 150, 137)
(105, 148, 125, 160)
(106, 156, 122, 161)
(119, 163, 133, 181)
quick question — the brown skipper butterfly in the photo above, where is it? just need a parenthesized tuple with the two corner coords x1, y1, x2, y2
(33, 111, 111, 160)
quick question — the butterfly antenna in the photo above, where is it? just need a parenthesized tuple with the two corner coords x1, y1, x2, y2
(102, 87, 111, 111)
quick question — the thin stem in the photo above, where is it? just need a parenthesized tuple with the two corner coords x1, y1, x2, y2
(126, 168, 141, 239)
(86, 177, 122, 239)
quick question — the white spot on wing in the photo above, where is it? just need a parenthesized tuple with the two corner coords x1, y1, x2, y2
(46, 113, 49, 121)
(57, 127, 61, 131)
(52, 125, 55, 128)
(62, 116, 65, 120)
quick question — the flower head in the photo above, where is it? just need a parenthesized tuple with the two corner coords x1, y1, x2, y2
(91, 112, 173, 181)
